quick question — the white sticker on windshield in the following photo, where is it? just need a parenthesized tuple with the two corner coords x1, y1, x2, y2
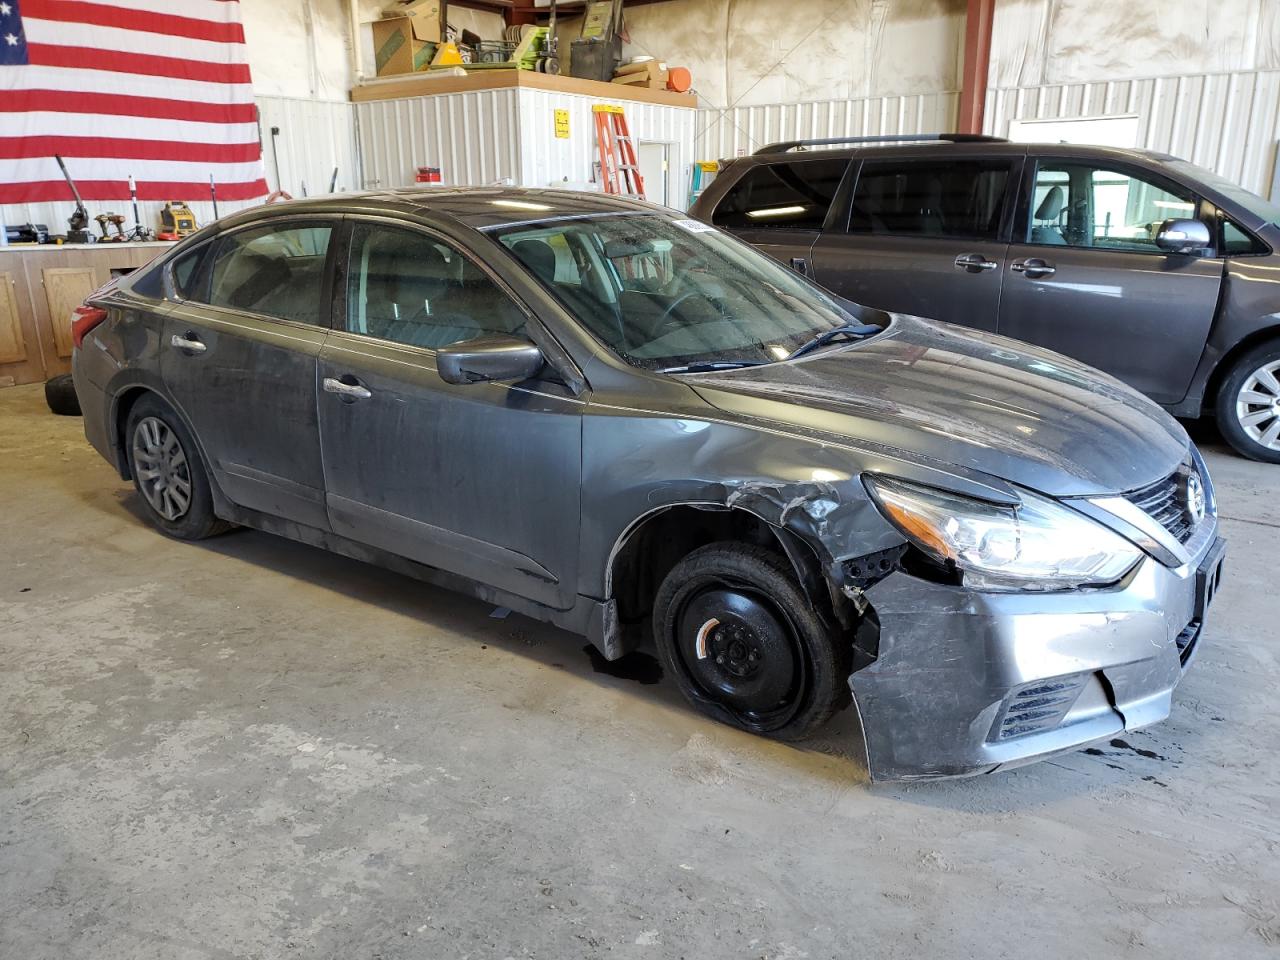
(671, 218, 716, 234)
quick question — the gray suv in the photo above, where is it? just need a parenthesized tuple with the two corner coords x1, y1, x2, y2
(71, 188, 1224, 780)
(692, 135, 1280, 462)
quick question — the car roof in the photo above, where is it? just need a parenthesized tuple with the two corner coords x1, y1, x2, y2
(734, 140, 1178, 166)
(214, 186, 664, 233)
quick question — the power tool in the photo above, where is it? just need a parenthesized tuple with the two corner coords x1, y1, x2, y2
(158, 202, 197, 240)
(95, 213, 127, 242)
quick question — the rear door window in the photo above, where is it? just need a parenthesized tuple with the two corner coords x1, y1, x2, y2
(849, 159, 1013, 240)
(205, 223, 334, 325)
(711, 159, 849, 230)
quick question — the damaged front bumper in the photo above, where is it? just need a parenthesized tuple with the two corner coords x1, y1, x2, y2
(848, 527, 1225, 781)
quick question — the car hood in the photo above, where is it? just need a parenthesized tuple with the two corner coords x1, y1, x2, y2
(687, 315, 1189, 498)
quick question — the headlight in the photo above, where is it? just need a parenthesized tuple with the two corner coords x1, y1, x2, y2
(864, 476, 1142, 591)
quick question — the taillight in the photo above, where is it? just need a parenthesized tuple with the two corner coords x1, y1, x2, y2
(71, 306, 108, 349)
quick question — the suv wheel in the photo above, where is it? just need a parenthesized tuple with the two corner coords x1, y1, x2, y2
(125, 395, 229, 540)
(1216, 343, 1280, 463)
(652, 542, 849, 741)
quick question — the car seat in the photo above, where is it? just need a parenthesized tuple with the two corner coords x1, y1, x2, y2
(1030, 186, 1067, 244)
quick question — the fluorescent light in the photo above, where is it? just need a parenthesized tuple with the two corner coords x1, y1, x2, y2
(492, 199, 552, 211)
(746, 205, 806, 219)
(1152, 200, 1195, 212)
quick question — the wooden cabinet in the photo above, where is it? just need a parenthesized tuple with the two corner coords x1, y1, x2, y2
(0, 242, 172, 387)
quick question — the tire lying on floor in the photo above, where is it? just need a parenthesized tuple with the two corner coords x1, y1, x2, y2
(44, 373, 81, 417)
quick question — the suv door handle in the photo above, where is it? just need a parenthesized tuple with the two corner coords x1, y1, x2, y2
(954, 253, 998, 273)
(170, 332, 207, 354)
(1011, 258, 1057, 279)
(323, 376, 372, 401)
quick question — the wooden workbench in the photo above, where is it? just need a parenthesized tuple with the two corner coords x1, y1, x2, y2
(0, 241, 173, 387)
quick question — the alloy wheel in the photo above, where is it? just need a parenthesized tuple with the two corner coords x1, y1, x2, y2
(132, 416, 193, 521)
(1235, 359, 1280, 451)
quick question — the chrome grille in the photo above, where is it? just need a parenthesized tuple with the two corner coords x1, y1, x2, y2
(993, 673, 1088, 741)
(1124, 467, 1196, 543)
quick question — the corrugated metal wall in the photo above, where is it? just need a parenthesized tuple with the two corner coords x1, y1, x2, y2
(353, 89, 523, 192)
(694, 92, 961, 161)
(2, 95, 356, 240)
(352, 89, 697, 207)
(257, 95, 359, 197)
(516, 90, 697, 205)
(985, 70, 1280, 196)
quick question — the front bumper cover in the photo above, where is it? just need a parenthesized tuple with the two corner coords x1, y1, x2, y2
(849, 526, 1224, 781)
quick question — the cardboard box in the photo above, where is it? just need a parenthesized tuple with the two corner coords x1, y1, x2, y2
(370, 1, 441, 77)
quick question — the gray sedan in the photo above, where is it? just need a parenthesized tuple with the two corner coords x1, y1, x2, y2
(70, 188, 1225, 780)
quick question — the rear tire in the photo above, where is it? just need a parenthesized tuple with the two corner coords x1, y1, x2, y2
(45, 374, 81, 416)
(653, 542, 848, 741)
(1215, 342, 1280, 463)
(125, 395, 229, 540)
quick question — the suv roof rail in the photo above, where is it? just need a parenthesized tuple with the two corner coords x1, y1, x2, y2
(753, 133, 1010, 155)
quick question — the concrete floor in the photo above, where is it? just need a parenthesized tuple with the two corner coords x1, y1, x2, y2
(1, 381, 1277, 960)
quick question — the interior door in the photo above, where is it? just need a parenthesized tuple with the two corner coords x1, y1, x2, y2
(709, 156, 851, 276)
(809, 157, 1020, 331)
(318, 220, 583, 610)
(160, 219, 336, 529)
(998, 159, 1223, 403)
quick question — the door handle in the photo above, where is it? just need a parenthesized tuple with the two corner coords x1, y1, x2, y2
(1011, 258, 1057, 279)
(170, 332, 207, 354)
(954, 253, 998, 273)
(323, 376, 372, 401)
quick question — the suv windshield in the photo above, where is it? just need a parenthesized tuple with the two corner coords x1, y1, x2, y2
(491, 213, 875, 370)
(1165, 159, 1280, 227)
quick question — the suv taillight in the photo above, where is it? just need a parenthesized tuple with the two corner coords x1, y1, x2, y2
(70, 306, 108, 349)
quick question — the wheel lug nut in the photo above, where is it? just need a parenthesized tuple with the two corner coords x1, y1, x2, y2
(715, 655, 724, 665)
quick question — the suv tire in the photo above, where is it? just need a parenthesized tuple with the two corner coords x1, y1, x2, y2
(1216, 342, 1280, 463)
(653, 542, 849, 741)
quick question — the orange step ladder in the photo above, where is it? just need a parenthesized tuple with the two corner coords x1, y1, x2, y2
(592, 104, 645, 200)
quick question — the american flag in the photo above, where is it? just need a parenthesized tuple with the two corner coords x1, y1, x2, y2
(0, 0, 268, 205)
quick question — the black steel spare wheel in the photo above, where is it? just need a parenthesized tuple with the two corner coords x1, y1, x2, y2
(654, 542, 849, 741)
(678, 587, 800, 724)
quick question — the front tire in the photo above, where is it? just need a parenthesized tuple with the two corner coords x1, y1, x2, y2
(125, 395, 228, 540)
(1216, 343, 1280, 463)
(653, 542, 849, 741)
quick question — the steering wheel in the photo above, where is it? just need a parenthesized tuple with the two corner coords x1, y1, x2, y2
(656, 291, 721, 333)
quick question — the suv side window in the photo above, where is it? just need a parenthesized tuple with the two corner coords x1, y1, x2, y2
(1027, 162, 1201, 253)
(346, 222, 527, 350)
(711, 159, 848, 230)
(848, 159, 1012, 240)
(205, 223, 334, 324)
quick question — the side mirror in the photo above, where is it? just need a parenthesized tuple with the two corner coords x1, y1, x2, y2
(1155, 218, 1211, 255)
(436, 335, 545, 385)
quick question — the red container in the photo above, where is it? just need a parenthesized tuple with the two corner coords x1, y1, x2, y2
(415, 166, 443, 183)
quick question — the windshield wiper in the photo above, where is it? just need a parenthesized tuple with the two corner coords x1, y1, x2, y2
(787, 323, 882, 361)
(658, 360, 770, 374)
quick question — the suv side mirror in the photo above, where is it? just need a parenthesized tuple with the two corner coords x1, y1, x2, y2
(1155, 218, 1211, 255)
(436, 335, 545, 385)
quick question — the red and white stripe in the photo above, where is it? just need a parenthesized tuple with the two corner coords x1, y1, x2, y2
(0, 0, 267, 204)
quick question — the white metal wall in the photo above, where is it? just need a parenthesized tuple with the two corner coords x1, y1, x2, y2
(694, 92, 961, 161)
(1, 95, 356, 240)
(516, 89, 697, 208)
(984, 70, 1280, 197)
(353, 89, 523, 193)
(352, 89, 697, 208)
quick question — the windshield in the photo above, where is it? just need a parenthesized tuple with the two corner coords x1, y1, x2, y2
(1165, 159, 1280, 226)
(490, 213, 875, 370)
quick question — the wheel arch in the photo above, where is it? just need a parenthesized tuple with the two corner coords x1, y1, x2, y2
(108, 381, 225, 509)
(1203, 324, 1280, 414)
(604, 502, 840, 658)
